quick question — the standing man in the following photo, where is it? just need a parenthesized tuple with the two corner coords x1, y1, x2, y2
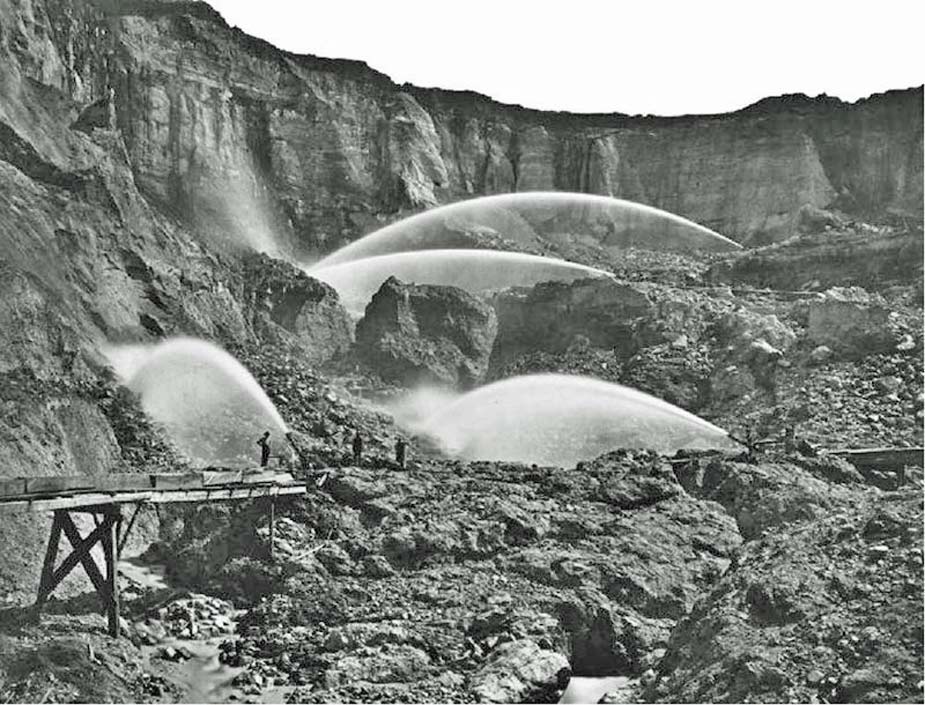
(352, 430, 364, 466)
(395, 437, 407, 470)
(257, 431, 271, 468)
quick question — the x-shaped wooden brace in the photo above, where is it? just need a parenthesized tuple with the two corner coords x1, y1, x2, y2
(35, 507, 122, 636)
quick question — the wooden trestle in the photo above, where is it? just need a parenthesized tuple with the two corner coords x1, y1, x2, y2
(0, 472, 307, 637)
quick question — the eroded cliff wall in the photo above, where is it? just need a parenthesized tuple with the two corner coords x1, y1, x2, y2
(16, 0, 914, 256)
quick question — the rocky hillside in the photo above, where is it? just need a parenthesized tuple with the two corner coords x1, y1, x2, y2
(3, 0, 921, 261)
(4, 445, 919, 704)
(0, 1, 921, 702)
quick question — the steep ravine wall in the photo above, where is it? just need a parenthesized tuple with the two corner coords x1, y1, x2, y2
(7, 0, 920, 259)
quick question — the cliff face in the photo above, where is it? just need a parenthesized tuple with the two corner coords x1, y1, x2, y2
(8, 0, 919, 259)
(111, 6, 922, 252)
(0, 0, 345, 597)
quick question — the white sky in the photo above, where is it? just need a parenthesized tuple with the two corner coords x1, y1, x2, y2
(208, 0, 923, 116)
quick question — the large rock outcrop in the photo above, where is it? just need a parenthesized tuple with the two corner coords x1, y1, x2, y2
(355, 277, 498, 388)
(490, 278, 655, 371)
(242, 254, 353, 365)
(648, 490, 923, 704)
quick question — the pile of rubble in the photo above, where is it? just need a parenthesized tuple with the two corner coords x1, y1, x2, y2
(159, 594, 238, 639)
(124, 593, 239, 647)
(712, 348, 923, 449)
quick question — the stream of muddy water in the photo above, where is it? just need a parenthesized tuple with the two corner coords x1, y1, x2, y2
(120, 558, 247, 703)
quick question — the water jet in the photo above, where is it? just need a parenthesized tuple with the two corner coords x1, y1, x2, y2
(399, 374, 735, 467)
(309, 248, 611, 316)
(312, 192, 740, 269)
(105, 338, 287, 468)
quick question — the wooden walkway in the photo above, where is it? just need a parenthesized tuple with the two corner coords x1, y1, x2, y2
(827, 446, 924, 470)
(0, 470, 307, 637)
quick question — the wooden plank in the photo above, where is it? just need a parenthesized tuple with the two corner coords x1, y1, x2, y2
(117, 504, 143, 557)
(0, 483, 307, 512)
(3, 476, 149, 499)
(98, 474, 155, 492)
(24, 477, 96, 495)
(145, 485, 305, 503)
(243, 471, 293, 485)
(151, 472, 203, 490)
(102, 509, 121, 637)
(829, 447, 924, 470)
(35, 513, 63, 608)
(202, 470, 244, 486)
(3, 472, 298, 499)
(0, 478, 27, 497)
(268, 497, 275, 561)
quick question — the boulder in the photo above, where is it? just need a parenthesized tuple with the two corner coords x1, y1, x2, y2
(470, 639, 570, 703)
(808, 344, 833, 365)
(711, 309, 796, 399)
(621, 342, 714, 412)
(716, 309, 796, 355)
(688, 459, 860, 540)
(325, 644, 431, 684)
(796, 204, 844, 233)
(807, 287, 902, 358)
(558, 594, 645, 675)
(356, 277, 497, 388)
(71, 88, 117, 133)
(315, 544, 355, 576)
(362, 554, 396, 578)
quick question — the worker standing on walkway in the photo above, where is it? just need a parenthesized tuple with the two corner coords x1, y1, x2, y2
(352, 430, 364, 466)
(395, 437, 407, 469)
(257, 431, 271, 468)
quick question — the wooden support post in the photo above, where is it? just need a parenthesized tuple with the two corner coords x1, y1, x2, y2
(34, 512, 63, 617)
(117, 503, 142, 558)
(102, 507, 121, 637)
(268, 496, 276, 561)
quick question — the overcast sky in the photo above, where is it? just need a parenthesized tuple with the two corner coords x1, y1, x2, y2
(208, 0, 923, 116)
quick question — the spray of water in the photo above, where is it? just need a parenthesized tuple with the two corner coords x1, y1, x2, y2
(393, 374, 734, 467)
(218, 171, 281, 256)
(309, 248, 612, 316)
(312, 192, 740, 269)
(104, 337, 287, 468)
(191, 150, 283, 256)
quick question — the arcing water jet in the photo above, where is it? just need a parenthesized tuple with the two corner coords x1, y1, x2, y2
(309, 248, 612, 316)
(311, 192, 740, 269)
(105, 337, 287, 468)
(400, 374, 736, 467)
